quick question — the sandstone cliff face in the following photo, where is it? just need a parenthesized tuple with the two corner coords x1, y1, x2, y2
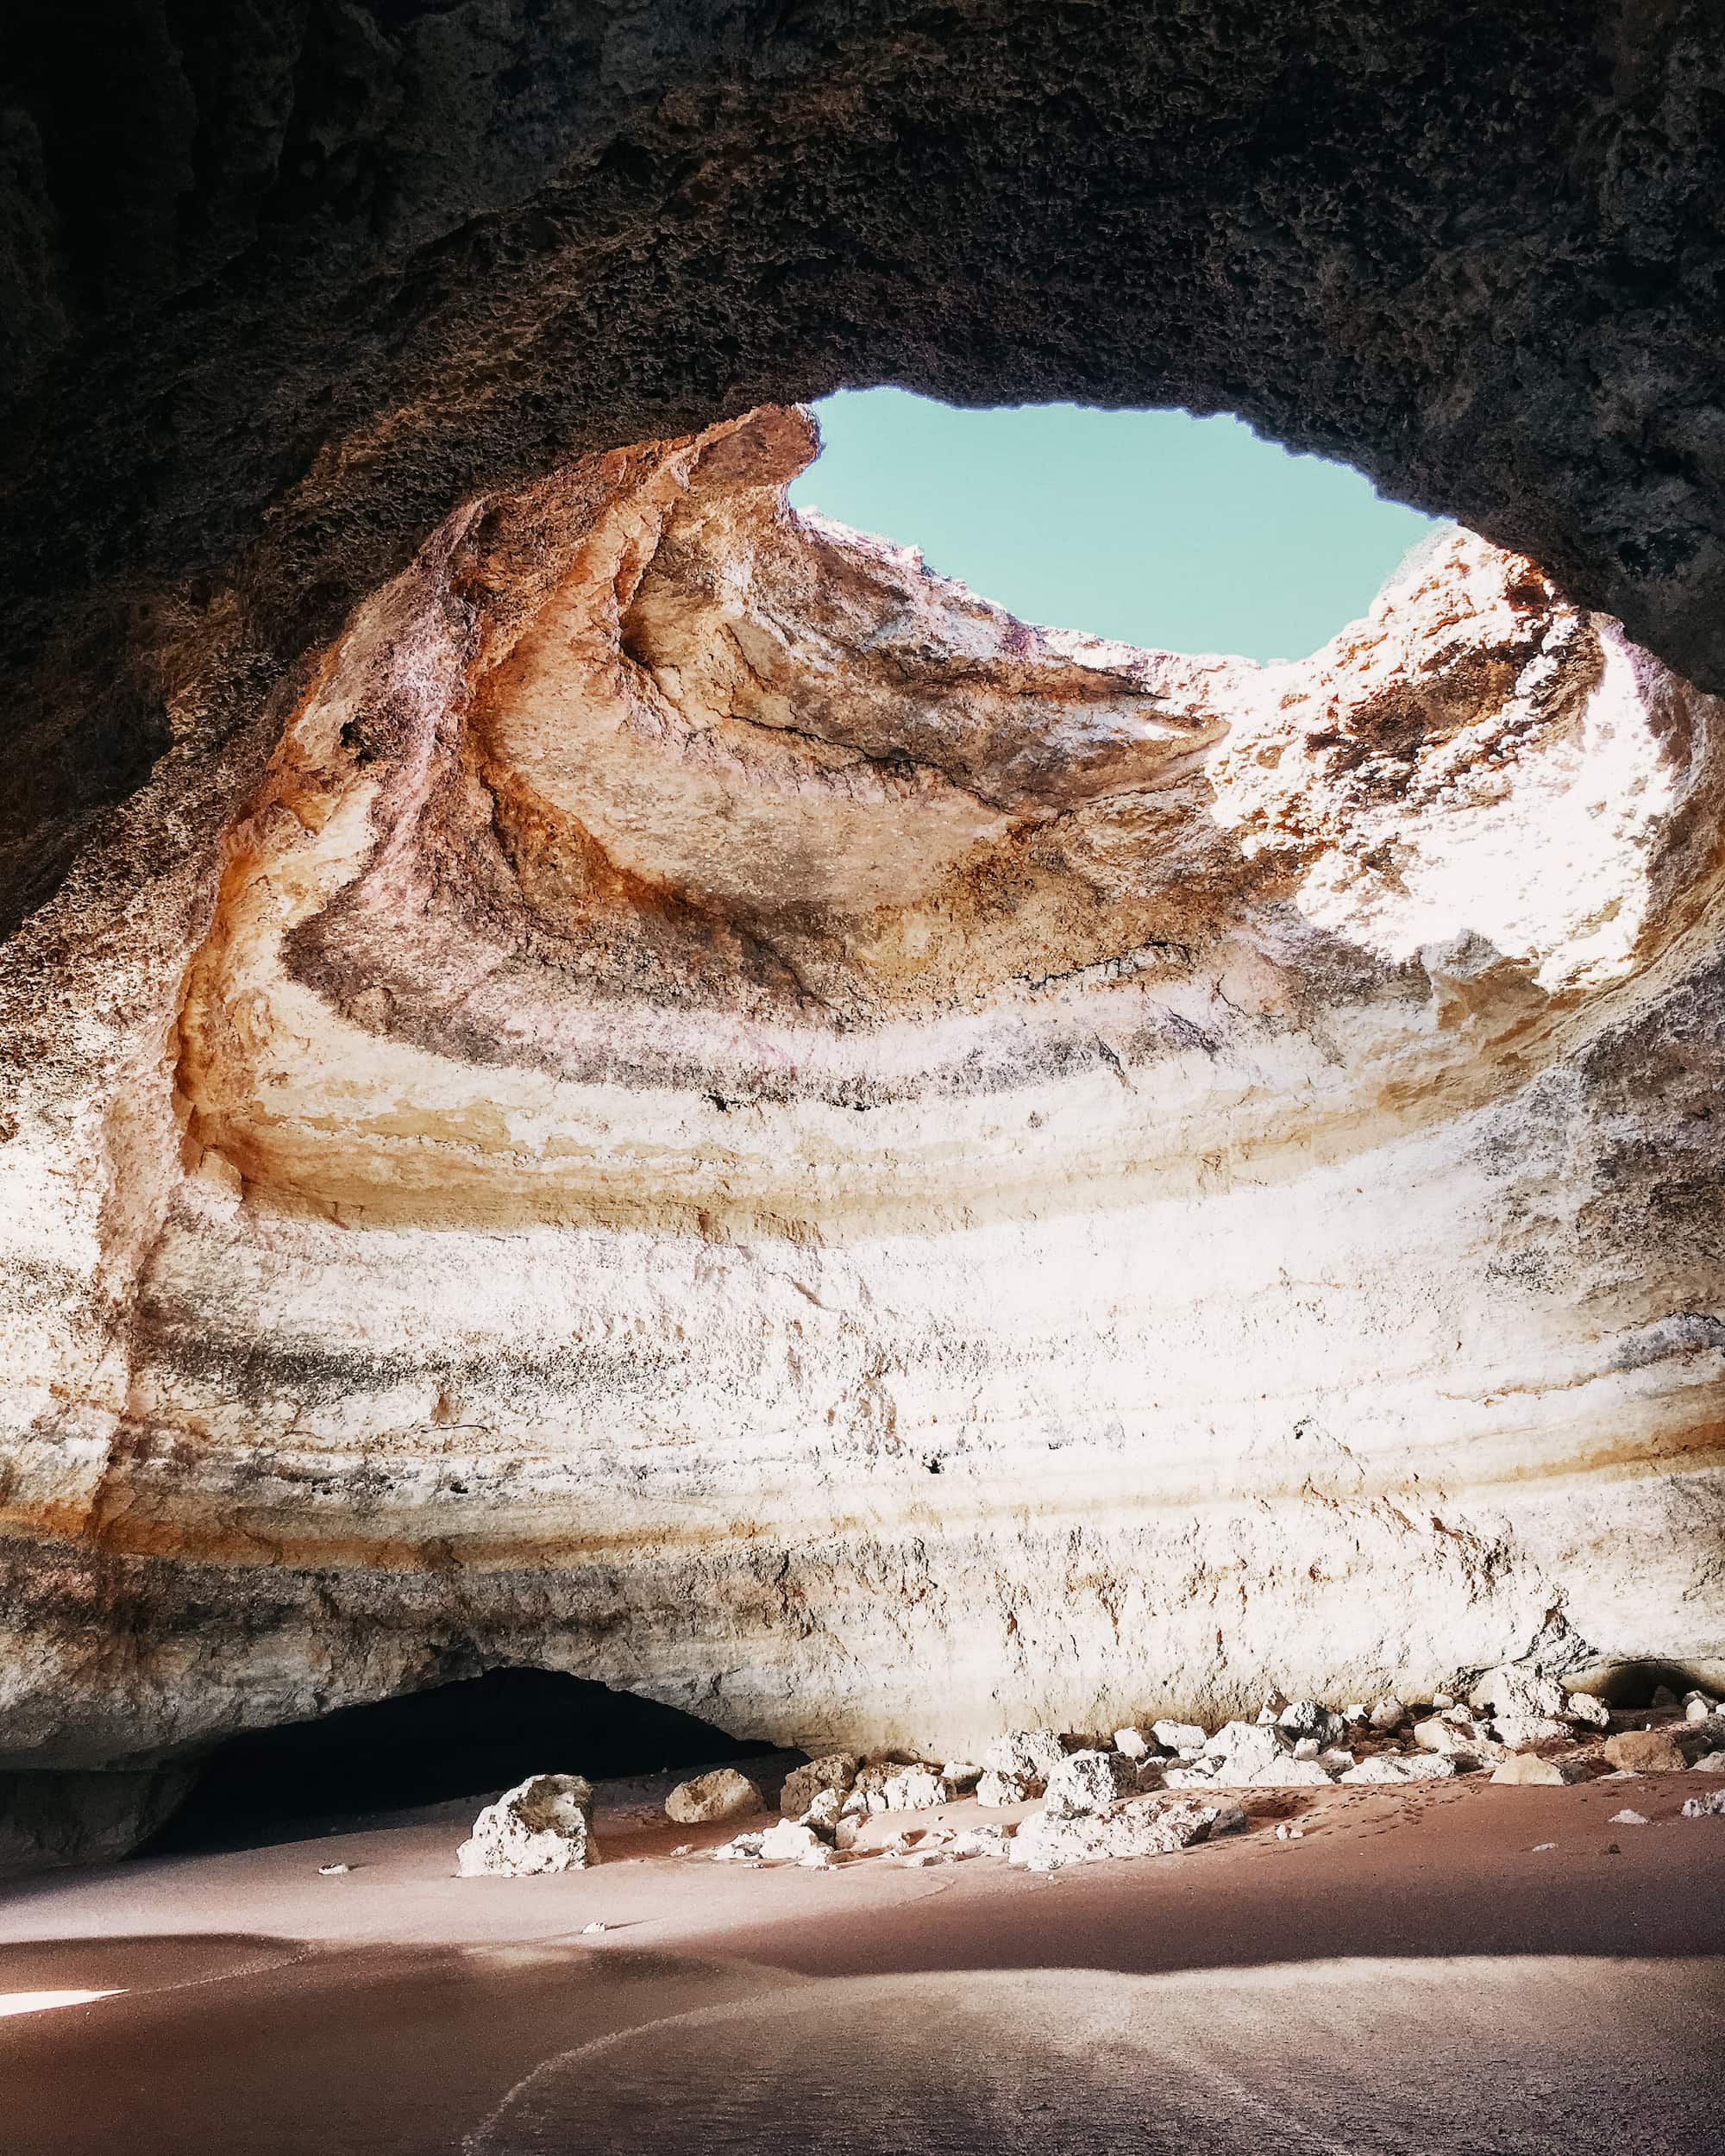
(2, 408, 1722, 1793)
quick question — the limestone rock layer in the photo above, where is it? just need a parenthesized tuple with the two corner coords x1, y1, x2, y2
(2, 407, 1722, 1777)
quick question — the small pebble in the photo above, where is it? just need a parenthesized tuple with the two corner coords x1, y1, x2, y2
(1609, 1808, 1649, 1826)
(1532, 1842, 1557, 1852)
(317, 1863, 351, 1876)
(581, 1921, 608, 1934)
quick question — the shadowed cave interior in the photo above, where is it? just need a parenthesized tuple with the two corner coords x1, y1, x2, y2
(141, 1671, 780, 1857)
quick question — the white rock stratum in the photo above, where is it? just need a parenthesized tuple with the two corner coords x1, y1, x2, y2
(1, 405, 1721, 1800)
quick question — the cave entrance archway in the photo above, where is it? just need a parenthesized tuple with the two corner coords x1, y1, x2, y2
(142, 1670, 781, 1857)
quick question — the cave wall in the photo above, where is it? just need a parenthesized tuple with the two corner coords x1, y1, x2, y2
(3, 408, 1721, 1778)
(4, 2, 1725, 938)
(3, 5, 1725, 1826)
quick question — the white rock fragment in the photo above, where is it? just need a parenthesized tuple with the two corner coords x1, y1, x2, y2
(946, 1823, 1013, 1858)
(317, 1862, 350, 1876)
(1279, 1701, 1344, 1746)
(982, 1730, 1068, 1793)
(1150, 1720, 1208, 1755)
(779, 1754, 861, 1818)
(975, 1768, 1038, 1808)
(849, 1761, 909, 1809)
(1369, 1697, 1408, 1732)
(1413, 1714, 1499, 1764)
(757, 1819, 828, 1862)
(1009, 1796, 1246, 1872)
(1319, 1748, 1358, 1774)
(1680, 1789, 1725, 1818)
(799, 1787, 845, 1831)
(900, 1821, 1014, 1864)
(940, 1761, 983, 1791)
(1690, 1752, 1725, 1773)
(1490, 1752, 1590, 1786)
(1253, 1758, 1335, 1788)
(1490, 1713, 1575, 1749)
(1339, 1753, 1457, 1784)
(880, 1766, 950, 1812)
(1475, 1666, 1569, 1721)
(1044, 1749, 1140, 1818)
(458, 1773, 598, 1877)
(665, 1767, 762, 1825)
(581, 1921, 608, 1934)
(1566, 1692, 1611, 1730)
(1196, 1720, 1294, 1782)
(1609, 1808, 1649, 1826)
(1113, 1728, 1151, 1760)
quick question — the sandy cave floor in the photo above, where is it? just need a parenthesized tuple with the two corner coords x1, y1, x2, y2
(2, 1766, 1722, 2155)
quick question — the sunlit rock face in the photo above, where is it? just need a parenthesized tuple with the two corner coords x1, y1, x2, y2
(2, 407, 1722, 1785)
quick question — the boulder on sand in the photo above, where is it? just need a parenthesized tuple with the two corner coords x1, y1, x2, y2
(982, 1730, 1068, 1794)
(779, 1754, 861, 1817)
(1339, 1753, 1457, 1785)
(1044, 1750, 1140, 1818)
(458, 1774, 597, 1876)
(1490, 1752, 1590, 1787)
(666, 1768, 762, 1825)
(1604, 1729, 1690, 1774)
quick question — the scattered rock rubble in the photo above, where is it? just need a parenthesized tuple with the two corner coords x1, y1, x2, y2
(458, 1675, 1725, 1878)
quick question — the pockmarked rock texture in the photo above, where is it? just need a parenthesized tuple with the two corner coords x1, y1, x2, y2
(4, 3, 1725, 943)
(1010, 1796, 1247, 1872)
(2, 403, 1724, 1821)
(457, 1773, 597, 1877)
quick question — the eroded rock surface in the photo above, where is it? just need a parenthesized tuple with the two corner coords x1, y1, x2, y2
(2, 406, 1723, 1817)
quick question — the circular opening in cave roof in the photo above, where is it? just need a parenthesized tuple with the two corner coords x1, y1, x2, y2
(789, 390, 1442, 663)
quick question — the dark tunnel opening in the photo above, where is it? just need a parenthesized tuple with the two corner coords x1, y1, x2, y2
(141, 1669, 781, 1857)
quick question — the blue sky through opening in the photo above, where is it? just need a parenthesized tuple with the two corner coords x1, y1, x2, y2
(787, 389, 1440, 664)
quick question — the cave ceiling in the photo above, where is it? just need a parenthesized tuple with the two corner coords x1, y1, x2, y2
(3, 1, 1724, 927)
